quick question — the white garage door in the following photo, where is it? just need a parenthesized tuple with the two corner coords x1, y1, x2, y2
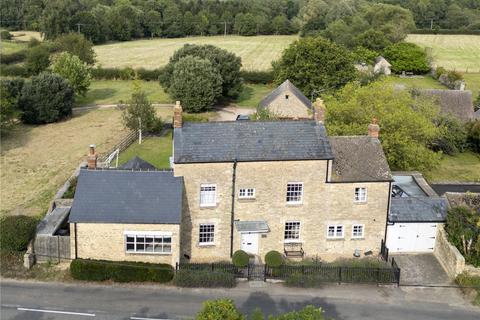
(386, 223, 437, 253)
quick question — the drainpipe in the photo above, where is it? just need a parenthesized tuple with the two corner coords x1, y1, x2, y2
(383, 181, 392, 245)
(230, 159, 238, 258)
(74, 223, 78, 259)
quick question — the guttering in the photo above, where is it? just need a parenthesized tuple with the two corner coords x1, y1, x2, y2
(230, 159, 238, 258)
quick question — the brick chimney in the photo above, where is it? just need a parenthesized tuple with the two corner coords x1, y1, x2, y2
(173, 101, 182, 129)
(87, 144, 97, 169)
(313, 98, 326, 122)
(368, 118, 380, 138)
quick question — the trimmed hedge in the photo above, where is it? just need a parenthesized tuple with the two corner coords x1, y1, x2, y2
(1, 50, 27, 65)
(0, 64, 30, 77)
(240, 70, 274, 84)
(265, 250, 283, 267)
(174, 269, 236, 288)
(232, 250, 249, 267)
(70, 259, 174, 283)
(91, 67, 164, 81)
(0, 215, 38, 252)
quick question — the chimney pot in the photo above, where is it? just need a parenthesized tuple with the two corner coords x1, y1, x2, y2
(87, 144, 98, 169)
(173, 101, 183, 129)
(368, 118, 380, 138)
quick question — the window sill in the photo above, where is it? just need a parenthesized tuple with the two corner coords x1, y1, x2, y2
(198, 243, 215, 247)
(200, 204, 217, 209)
(284, 240, 303, 244)
(238, 197, 256, 201)
(126, 252, 172, 255)
(326, 238, 345, 241)
(351, 237, 365, 241)
(353, 201, 367, 205)
(286, 202, 303, 207)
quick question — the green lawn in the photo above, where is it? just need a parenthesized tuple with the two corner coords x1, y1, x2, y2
(118, 131, 172, 169)
(406, 34, 480, 73)
(384, 75, 445, 89)
(424, 151, 480, 183)
(464, 73, 480, 99)
(94, 35, 297, 71)
(231, 83, 274, 108)
(0, 40, 27, 54)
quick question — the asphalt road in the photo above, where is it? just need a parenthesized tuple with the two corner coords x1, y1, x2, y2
(1, 280, 479, 320)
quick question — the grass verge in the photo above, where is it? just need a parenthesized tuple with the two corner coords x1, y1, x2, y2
(424, 151, 480, 183)
(118, 131, 173, 169)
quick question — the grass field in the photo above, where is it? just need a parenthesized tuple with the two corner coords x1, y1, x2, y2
(424, 152, 480, 183)
(77, 80, 270, 107)
(406, 34, 480, 73)
(94, 35, 297, 70)
(0, 109, 129, 216)
(464, 73, 480, 98)
(118, 131, 172, 169)
(0, 40, 27, 54)
(384, 75, 446, 89)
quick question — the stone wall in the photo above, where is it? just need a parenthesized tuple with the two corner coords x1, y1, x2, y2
(70, 223, 180, 267)
(174, 160, 390, 263)
(265, 87, 312, 119)
(434, 224, 465, 278)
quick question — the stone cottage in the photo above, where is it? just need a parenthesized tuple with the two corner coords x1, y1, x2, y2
(374, 56, 392, 76)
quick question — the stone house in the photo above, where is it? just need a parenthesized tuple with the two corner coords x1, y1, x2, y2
(258, 79, 313, 119)
(70, 105, 395, 266)
(374, 56, 392, 76)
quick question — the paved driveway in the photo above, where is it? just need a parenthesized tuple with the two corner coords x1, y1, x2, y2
(393, 253, 452, 285)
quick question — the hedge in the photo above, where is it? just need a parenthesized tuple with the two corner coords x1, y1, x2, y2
(1, 50, 27, 65)
(240, 70, 274, 84)
(232, 250, 249, 267)
(0, 215, 38, 252)
(411, 29, 480, 35)
(91, 67, 164, 81)
(174, 269, 236, 288)
(0, 64, 30, 77)
(70, 259, 174, 283)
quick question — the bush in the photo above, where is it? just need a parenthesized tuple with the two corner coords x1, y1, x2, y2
(265, 250, 283, 267)
(240, 70, 273, 84)
(433, 66, 447, 80)
(0, 64, 29, 77)
(1, 78, 25, 134)
(18, 72, 74, 124)
(174, 270, 236, 288)
(270, 305, 325, 320)
(70, 259, 174, 283)
(52, 52, 92, 96)
(466, 120, 480, 153)
(25, 45, 51, 75)
(54, 33, 96, 65)
(383, 42, 430, 74)
(456, 273, 480, 306)
(432, 116, 468, 155)
(0, 215, 38, 252)
(285, 273, 325, 288)
(196, 299, 244, 320)
(91, 67, 164, 81)
(62, 176, 78, 199)
(0, 50, 27, 64)
(438, 70, 464, 89)
(232, 250, 249, 267)
(1, 30, 12, 40)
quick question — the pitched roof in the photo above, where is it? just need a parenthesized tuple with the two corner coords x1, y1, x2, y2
(389, 197, 448, 222)
(259, 80, 312, 109)
(69, 169, 183, 224)
(119, 156, 157, 171)
(420, 89, 474, 122)
(329, 136, 392, 182)
(173, 120, 334, 164)
(375, 56, 391, 66)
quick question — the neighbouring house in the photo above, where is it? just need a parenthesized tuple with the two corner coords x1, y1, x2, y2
(373, 57, 391, 76)
(420, 89, 475, 122)
(258, 79, 313, 119)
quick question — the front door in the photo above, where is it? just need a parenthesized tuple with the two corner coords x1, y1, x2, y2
(241, 233, 259, 255)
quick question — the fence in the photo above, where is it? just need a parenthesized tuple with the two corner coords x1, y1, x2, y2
(177, 260, 401, 285)
(98, 130, 138, 167)
(34, 235, 71, 262)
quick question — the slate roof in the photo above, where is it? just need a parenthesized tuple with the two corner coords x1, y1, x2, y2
(119, 156, 157, 171)
(69, 169, 183, 224)
(329, 136, 392, 182)
(420, 89, 474, 122)
(174, 120, 334, 164)
(389, 197, 448, 222)
(259, 80, 312, 109)
(375, 56, 391, 66)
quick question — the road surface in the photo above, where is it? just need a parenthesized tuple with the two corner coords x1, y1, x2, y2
(1, 280, 479, 320)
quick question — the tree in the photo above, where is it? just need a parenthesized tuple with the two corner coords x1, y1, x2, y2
(0, 79, 24, 134)
(51, 52, 91, 96)
(25, 45, 50, 75)
(54, 33, 96, 65)
(196, 299, 244, 320)
(383, 42, 430, 74)
(18, 73, 74, 124)
(160, 44, 243, 98)
(272, 36, 357, 96)
(168, 56, 222, 113)
(234, 13, 257, 36)
(122, 81, 160, 133)
(325, 80, 441, 171)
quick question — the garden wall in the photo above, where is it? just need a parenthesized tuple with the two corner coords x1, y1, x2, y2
(434, 224, 465, 278)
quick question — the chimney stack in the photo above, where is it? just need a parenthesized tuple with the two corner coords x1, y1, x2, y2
(368, 118, 380, 138)
(313, 98, 326, 122)
(173, 101, 183, 129)
(87, 144, 97, 169)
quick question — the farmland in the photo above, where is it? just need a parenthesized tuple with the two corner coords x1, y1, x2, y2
(406, 34, 480, 73)
(94, 35, 297, 70)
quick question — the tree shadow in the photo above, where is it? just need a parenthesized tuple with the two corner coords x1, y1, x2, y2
(75, 88, 117, 106)
(1, 123, 33, 153)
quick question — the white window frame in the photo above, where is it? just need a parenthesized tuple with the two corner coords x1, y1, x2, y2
(286, 182, 303, 204)
(327, 225, 344, 239)
(200, 184, 217, 207)
(284, 221, 301, 243)
(354, 187, 367, 203)
(239, 188, 255, 199)
(352, 224, 365, 239)
(125, 233, 172, 255)
(199, 224, 215, 246)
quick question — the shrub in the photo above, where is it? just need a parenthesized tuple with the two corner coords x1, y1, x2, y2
(0, 215, 38, 252)
(168, 56, 222, 113)
(232, 250, 249, 267)
(0, 50, 27, 64)
(383, 42, 430, 74)
(240, 70, 273, 84)
(466, 120, 480, 153)
(51, 52, 92, 96)
(196, 299, 244, 320)
(18, 72, 74, 124)
(351, 46, 378, 65)
(1, 78, 25, 134)
(54, 33, 96, 65)
(0, 64, 29, 77)
(456, 273, 480, 306)
(265, 250, 283, 267)
(285, 273, 324, 288)
(70, 259, 174, 283)
(270, 305, 325, 320)
(1, 30, 12, 40)
(174, 270, 236, 288)
(439, 70, 464, 89)
(25, 45, 51, 75)
(431, 116, 468, 155)
(433, 66, 447, 80)
(136, 68, 164, 81)
(62, 176, 78, 199)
